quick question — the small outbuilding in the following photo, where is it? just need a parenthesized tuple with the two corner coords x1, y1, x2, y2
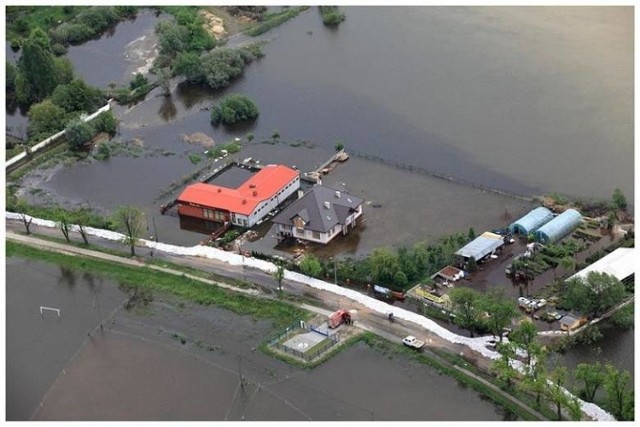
(534, 209, 582, 244)
(559, 313, 586, 332)
(509, 207, 554, 235)
(454, 231, 504, 267)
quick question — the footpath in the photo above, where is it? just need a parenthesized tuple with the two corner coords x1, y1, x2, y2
(7, 229, 547, 421)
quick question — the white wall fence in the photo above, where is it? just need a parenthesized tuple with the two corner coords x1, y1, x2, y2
(6, 100, 113, 171)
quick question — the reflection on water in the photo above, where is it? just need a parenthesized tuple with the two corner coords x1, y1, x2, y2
(158, 96, 177, 122)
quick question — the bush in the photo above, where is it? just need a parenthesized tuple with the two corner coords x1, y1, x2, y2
(92, 110, 117, 135)
(319, 6, 345, 26)
(51, 78, 105, 113)
(50, 22, 94, 44)
(65, 118, 96, 150)
(94, 141, 111, 160)
(27, 99, 66, 141)
(210, 94, 259, 125)
(245, 6, 309, 37)
(50, 42, 68, 55)
(129, 73, 149, 91)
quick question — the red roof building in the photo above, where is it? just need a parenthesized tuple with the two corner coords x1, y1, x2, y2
(177, 165, 300, 228)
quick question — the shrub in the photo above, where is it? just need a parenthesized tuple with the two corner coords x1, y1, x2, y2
(129, 73, 149, 91)
(65, 118, 96, 150)
(51, 78, 105, 113)
(188, 153, 202, 164)
(94, 141, 111, 160)
(27, 99, 66, 141)
(319, 6, 345, 26)
(50, 23, 94, 44)
(92, 110, 117, 135)
(50, 42, 68, 55)
(210, 94, 259, 125)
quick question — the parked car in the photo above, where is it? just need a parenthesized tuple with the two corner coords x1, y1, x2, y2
(402, 336, 425, 350)
(518, 297, 530, 307)
(545, 311, 563, 322)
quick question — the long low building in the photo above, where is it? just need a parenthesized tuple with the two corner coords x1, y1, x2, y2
(534, 208, 582, 244)
(454, 231, 504, 267)
(177, 164, 300, 228)
(569, 247, 635, 285)
(509, 206, 554, 235)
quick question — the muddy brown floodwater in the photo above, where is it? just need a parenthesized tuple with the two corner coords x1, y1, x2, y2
(8, 257, 512, 421)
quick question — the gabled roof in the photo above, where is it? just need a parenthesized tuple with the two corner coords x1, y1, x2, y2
(272, 185, 363, 233)
(455, 232, 504, 260)
(177, 165, 298, 215)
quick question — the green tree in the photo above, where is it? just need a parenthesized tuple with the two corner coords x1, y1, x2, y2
(15, 28, 60, 104)
(393, 270, 408, 287)
(129, 73, 149, 91)
(544, 366, 572, 420)
(91, 110, 117, 135)
(370, 248, 401, 285)
(611, 303, 633, 330)
(157, 67, 172, 96)
(448, 287, 481, 337)
(299, 254, 322, 277)
(611, 187, 627, 210)
(113, 205, 145, 256)
(156, 20, 189, 58)
(510, 320, 538, 367)
(564, 272, 626, 318)
(73, 207, 92, 245)
(603, 363, 633, 420)
(15, 201, 33, 235)
(27, 99, 66, 140)
(467, 227, 476, 241)
(65, 118, 96, 150)
(271, 129, 281, 143)
(467, 256, 477, 272)
(210, 94, 259, 125)
(492, 342, 518, 389)
(51, 78, 104, 113)
(519, 348, 549, 408)
(560, 256, 575, 273)
(334, 139, 344, 151)
(246, 132, 254, 142)
(574, 362, 605, 402)
(174, 51, 202, 83)
(479, 289, 517, 342)
(201, 48, 245, 88)
(56, 209, 71, 242)
(6, 60, 17, 93)
(273, 261, 285, 292)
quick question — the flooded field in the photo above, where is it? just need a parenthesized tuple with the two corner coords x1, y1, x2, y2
(7, 257, 511, 421)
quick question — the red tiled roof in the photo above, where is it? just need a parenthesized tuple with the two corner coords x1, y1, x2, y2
(177, 165, 299, 215)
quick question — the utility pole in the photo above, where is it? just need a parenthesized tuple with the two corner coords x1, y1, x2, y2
(152, 216, 158, 244)
(237, 355, 245, 390)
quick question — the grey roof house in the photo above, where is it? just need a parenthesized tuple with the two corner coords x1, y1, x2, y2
(273, 185, 364, 244)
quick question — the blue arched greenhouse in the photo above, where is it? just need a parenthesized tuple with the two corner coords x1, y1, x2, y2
(534, 209, 582, 244)
(509, 207, 554, 235)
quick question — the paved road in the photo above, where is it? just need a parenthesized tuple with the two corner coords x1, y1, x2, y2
(7, 224, 547, 420)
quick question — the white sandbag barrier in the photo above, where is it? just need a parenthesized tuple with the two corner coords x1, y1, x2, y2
(5, 211, 615, 421)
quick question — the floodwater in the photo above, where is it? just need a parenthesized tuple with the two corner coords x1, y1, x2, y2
(7, 257, 509, 421)
(5, 257, 127, 421)
(8, 5, 634, 398)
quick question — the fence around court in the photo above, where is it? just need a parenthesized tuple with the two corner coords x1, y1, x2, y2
(266, 320, 341, 362)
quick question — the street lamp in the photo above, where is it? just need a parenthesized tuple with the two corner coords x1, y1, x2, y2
(329, 257, 338, 285)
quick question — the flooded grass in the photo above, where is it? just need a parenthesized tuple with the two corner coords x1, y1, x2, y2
(6, 241, 307, 328)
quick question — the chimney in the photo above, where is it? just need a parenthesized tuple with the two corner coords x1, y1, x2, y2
(324, 201, 331, 210)
(335, 191, 341, 198)
(242, 199, 247, 205)
(252, 190, 257, 196)
(297, 190, 304, 199)
(217, 188, 222, 193)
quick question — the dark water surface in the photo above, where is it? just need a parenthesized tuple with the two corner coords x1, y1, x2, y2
(5, 257, 127, 420)
(8, 258, 509, 421)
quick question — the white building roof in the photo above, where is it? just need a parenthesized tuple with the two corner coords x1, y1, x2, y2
(569, 248, 636, 282)
(455, 232, 504, 260)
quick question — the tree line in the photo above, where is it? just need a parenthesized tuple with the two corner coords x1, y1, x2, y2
(491, 321, 634, 421)
(297, 231, 473, 291)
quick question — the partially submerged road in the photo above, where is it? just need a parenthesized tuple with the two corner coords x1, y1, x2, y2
(7, 226, 547, 420)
